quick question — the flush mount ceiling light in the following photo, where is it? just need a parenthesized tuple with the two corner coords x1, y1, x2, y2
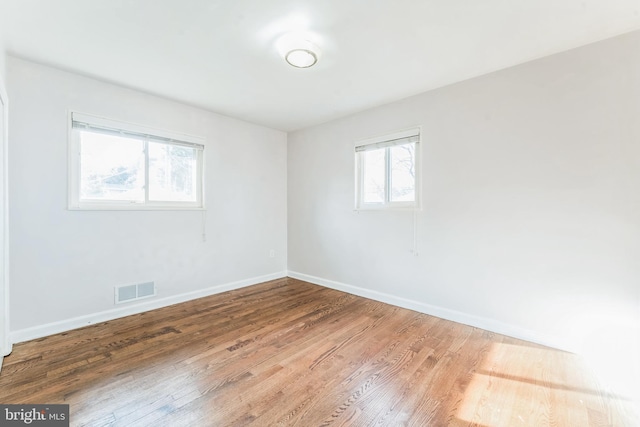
(285, 48, 317, 68)
(277, 32, 321, 69)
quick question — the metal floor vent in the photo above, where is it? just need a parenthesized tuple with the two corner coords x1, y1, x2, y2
(115, 281, 156, 304)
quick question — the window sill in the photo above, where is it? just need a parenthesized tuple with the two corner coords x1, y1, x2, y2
(354, 204, 421, 212)
(68, 204, 205, 211)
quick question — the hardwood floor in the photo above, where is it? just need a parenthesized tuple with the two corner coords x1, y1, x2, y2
(0, 278, 636, 426)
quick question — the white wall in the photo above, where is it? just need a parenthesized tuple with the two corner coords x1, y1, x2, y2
(7, 57, 287, 335)
(288, 30, 640, 362)
(0, 32, 5, 77)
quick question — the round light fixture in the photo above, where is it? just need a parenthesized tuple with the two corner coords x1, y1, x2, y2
(285, 48, 318, 68)
(277, 32, 321, 69)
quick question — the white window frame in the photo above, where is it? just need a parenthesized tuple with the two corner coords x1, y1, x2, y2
(68, 112, 205, 210)
(355, 127, 421, 210)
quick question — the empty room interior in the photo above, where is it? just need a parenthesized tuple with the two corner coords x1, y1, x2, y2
(0, 1, 639, 426)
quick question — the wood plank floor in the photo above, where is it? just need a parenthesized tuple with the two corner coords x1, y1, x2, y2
(0, 278, 636, 426)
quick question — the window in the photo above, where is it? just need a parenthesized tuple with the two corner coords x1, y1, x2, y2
(355, 127, 420, 209)
(69, 112, 204, 209)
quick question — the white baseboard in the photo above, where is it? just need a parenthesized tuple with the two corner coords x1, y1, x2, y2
(11, 270, 574, 353)
(11, 271, 287, 344)
(287, 271, 574, 353)
(1, 340, 11, 357)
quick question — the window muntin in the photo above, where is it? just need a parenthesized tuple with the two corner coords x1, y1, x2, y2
(355, 128, 420, 209)
(69, 112, 204, 210)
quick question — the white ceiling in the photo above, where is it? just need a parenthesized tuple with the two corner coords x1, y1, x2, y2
(1, 0, 639, 131)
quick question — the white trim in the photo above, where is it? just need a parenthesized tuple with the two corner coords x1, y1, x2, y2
(0, 73, 11, 358)
(287, 271, 576, 353)
(10, 271, 287, 344)
(67, 204, 206, 212)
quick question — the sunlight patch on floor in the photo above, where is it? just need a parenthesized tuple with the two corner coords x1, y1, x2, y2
(456, 342, 636, 426)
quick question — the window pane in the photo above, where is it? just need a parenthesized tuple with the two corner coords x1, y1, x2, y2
(148, 142, 197, 202)
(390, 143, 415, 202)
(79, 131, 144, 202)
(363, 148, 386, 203)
